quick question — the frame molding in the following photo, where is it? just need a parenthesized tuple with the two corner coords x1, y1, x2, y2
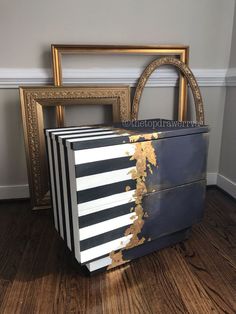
(132, 57, 205, 124)
(20, 85, 131, 209)
(51, 44, 189, 125)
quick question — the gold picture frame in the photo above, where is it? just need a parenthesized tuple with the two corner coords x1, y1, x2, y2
(20, 85, 131, 210)
(51, 44, 189, 126)
(132, 57, 205, 124)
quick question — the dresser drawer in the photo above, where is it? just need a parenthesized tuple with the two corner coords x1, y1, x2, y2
(45, 119, 209, 273)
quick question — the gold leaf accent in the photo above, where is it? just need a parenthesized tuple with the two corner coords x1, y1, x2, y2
(108, 251, 129, 269)
(147, 164, 153, 174)
(108, 135, 157, 269)
(129, 132, 159, 143)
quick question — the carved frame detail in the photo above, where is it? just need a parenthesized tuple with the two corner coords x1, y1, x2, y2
(132, 56, 205, 124)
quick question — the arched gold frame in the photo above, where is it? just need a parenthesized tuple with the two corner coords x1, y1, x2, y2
(132, 56, 205, 124)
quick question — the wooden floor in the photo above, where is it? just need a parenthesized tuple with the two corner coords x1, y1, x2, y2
(0, 188, 235, 314)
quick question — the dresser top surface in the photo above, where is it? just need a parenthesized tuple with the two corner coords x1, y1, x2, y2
(45, 119, 209, 150)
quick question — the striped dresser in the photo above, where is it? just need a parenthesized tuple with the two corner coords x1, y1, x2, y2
(45, 119, 209, 273)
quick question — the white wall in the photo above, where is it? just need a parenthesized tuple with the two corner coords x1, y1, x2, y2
(0, 0, 234, 68)
(0, 0, 235, 198)
(218, 2, 236, 198)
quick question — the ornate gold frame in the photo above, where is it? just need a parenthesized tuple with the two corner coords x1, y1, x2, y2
(20, 85, 131, 210)
(132, 57, 205, 124)
(51, 44, 189, 125)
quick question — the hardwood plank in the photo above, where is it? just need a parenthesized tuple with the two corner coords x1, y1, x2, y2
(176, 229, 236, 313)
(0, 209, 51, 313)
(0, 188, 235, 314)
(0, 201, 31, 308)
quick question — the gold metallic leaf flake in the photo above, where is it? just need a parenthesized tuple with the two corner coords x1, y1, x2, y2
(147, 164, 153, 174)
(129, 132, 159, 143)
(108, 135, 158, 270)
(129, 135, 142, 142)
(107, 251, 129, 269)
(125, 185, 131, 192)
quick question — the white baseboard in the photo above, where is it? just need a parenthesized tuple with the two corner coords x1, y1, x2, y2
(217, 174, 236, 199)
(0, 184, 29, 200)
(207, 172, 218, 185)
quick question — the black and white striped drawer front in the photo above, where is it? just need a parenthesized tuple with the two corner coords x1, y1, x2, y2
(64, 132, 137, 265)
(45, 126, 95, 237)
(46, 126, 134, 255)
(45, 126, 119, 248)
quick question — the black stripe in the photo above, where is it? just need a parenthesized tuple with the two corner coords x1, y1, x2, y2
(80, 225, 131, 251)
(49, 136, 61, 237)
(79, 201, 135, 228)
(45, 134, 55, 224)
(77, 180, 136, 204)
(75, 157, 136, 178)
(56, 140, 67, 245)
(71, 136, 131, 150)
(64, 146, 75, 253)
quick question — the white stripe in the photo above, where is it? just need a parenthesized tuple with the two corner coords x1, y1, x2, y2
(76, 167, 135, 191)
(45, 126, 92, 134)
(80, 212, 137, 240)
(51, 128, 111, 137)
(86, 256, 112, 272)
(58, 130, 116, 140)
(80, 235, 132, 263)
(73, 143, 136, 165)
(78, 190, 135, 217)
